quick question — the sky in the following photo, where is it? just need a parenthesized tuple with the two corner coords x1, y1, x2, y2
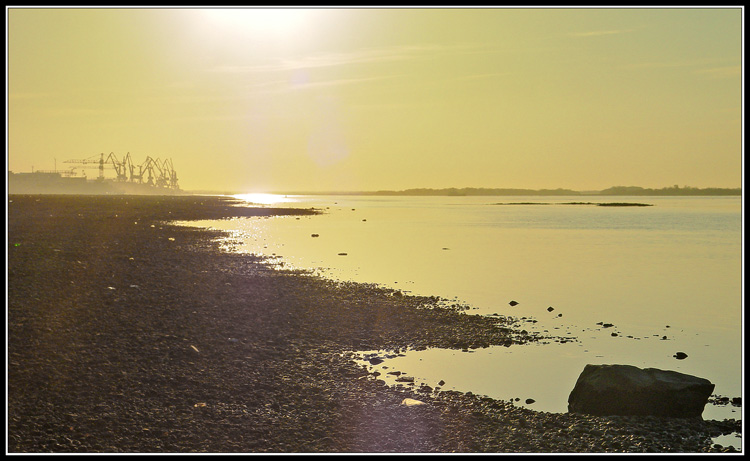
(6, 7, 743, 192)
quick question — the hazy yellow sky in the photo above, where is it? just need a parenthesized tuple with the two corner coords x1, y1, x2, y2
(7, 7, 743, 192)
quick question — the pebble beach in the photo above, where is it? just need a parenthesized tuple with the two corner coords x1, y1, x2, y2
(7, 194, 742, 453)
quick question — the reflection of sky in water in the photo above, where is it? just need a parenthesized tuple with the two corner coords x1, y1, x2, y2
(174, 196, 742, 430)
(711, 433, 743, 451)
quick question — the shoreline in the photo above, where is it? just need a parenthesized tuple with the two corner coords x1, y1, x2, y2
(7, 194, 742, 453)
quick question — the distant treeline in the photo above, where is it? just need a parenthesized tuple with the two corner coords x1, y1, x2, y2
(372, 188, 580, 196)
(598, 186, 741, 196)
(368, 186, 741, 196)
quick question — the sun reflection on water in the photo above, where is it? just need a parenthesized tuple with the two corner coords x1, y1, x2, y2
(233, 193, 297, 206)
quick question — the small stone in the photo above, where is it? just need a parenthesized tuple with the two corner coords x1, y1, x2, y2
(509, 301, 519, 306)
(311, 234, 319, 237)
(438, 380, 445, 386)
(547, 307, 554, 312)
(368, 357, 384, 365)
(525, 398, 536, 404)
(673, 352, 688, 360)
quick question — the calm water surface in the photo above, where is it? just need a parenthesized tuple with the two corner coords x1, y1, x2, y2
(175, 195, 743, 428)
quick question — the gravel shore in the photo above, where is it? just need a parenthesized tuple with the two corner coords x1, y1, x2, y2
(7, 194, 742, 453)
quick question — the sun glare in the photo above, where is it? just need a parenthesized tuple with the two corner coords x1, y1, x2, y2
(201, 8, 313, 36)
(234, 193, 297, 206)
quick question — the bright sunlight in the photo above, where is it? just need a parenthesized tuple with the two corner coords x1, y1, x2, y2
(200, 7, 314, 36)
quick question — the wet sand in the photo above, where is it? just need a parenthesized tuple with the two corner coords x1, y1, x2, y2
(7, 194, 741, 453)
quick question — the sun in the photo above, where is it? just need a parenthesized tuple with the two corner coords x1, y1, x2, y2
(200, 7, 313, 37)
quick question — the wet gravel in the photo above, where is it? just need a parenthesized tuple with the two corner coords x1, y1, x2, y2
(7, 194, 742, 453)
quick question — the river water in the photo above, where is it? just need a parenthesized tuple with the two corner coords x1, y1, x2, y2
(174, 194, 743, 432)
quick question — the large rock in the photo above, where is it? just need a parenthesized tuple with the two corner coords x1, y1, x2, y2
(568, 364, 714, 418)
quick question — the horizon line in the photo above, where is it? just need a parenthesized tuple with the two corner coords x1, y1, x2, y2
(185, 185, 743, 196)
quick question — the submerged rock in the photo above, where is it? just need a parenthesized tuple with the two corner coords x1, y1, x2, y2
(509, 301, 519, 306)
(568, 364, 714, 418)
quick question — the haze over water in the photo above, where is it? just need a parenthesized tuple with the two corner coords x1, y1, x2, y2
(176, 194, 742, 423)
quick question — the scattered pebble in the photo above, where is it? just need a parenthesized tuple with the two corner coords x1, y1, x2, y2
(401, 398, 425, 406)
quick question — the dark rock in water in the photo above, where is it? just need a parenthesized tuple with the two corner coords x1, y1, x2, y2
(311, 234, 320, 237)
(674, 352, 688, 360)
(525, 398, 536, 404)
(602, 323, 614, 328)
(732, 397, 742, 406)
(568, 364, 714, 418)
(337, 252, 348, 256)
(368, 357, 384, 365)
(438, 380, 446, 386)
(509, 300, 519, 306)
(547, 306, 554, 312)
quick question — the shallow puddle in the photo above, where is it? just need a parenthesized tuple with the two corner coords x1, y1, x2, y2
(351, 340, 742, 425)
(711, 432, 742, 451)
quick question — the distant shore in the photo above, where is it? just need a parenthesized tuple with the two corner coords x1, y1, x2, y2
(188, 186, 741, 197)
(7, 194, 740, 453)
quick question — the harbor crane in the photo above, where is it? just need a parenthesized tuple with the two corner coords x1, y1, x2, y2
(63, 152, 180, 189)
